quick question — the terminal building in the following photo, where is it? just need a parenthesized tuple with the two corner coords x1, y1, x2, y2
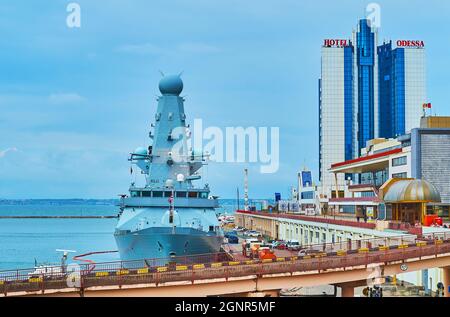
(319, 19, 426, 198)
(327, 116, 450, 224)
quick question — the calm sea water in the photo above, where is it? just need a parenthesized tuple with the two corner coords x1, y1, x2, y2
(0, 199, 241, 271)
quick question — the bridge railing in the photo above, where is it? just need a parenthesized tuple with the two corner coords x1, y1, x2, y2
(0, 252, 230, 286)
(1, 232, 449, 295)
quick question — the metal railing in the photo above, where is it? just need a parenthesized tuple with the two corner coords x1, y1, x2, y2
(1, 232, 449, 296)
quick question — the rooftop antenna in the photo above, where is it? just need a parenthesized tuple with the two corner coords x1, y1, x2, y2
(244, 168, 249, 211)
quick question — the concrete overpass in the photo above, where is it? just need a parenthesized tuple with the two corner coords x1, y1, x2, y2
(2, 237, 450, 297)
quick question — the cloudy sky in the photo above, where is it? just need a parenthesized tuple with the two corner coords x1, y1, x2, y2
(1, 0, 449, 199)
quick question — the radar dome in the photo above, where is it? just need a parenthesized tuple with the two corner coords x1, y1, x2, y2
(165, 179, 174, 188)
(159, 75, 183, 95)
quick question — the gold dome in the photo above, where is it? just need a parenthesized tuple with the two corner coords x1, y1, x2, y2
(383, 179, 441, 203)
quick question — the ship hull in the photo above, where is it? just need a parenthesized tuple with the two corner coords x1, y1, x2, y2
(114, 227, 223, 267)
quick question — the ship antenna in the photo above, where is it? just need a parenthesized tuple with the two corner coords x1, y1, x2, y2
(178, 70, 184, 77)
(159, 70, 165, 77)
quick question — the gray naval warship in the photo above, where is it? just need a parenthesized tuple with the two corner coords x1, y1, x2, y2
(114, 74, 224, 264)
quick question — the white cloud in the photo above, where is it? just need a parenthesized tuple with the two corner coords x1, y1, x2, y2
(0, 147, 18, 158)
(115, 42, 220, 55)
(178, 42, 221, 54)
(48, 93, 85, 104)
(115, 43, 165, 55)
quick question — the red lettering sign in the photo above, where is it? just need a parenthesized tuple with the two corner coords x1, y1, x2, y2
(324, 39, 349, 47)
(396, 40, 425, 48)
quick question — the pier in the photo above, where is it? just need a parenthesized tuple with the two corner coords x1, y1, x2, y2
(1, 231, 450, 297)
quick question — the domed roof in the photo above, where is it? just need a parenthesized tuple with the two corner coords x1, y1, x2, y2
(159, 75, 183, 95)
(383, 179, 441, 203)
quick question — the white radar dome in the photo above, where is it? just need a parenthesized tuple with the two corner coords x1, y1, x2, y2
(165, 179, 174, 188)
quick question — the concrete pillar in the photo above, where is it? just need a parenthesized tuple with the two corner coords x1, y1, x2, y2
(443, 266, 450, 298)
(334, 173, 339, 201)
(341, 285, 354, 298)
(422, 269, 429, 294)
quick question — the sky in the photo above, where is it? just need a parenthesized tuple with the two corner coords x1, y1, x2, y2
(1, 0, 450, 199)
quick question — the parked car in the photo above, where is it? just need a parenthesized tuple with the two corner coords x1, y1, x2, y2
(275, 241, 288, 250)
(246, 230, 262, 238)
(287, 240, 302, 251)
(234, 226, 246, 232)
(226, 230, 238, 236)
(242, 238, 261, 257)
(297, 249, 308, 256)
(224, 233, 239, 244)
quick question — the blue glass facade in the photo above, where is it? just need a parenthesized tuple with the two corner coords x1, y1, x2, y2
(356, 19, 376, 151)
(378, 42, 394, 138)
(393, 49, 405, 136)
(301, 171, 313, 187)
(344, 46, 354, 161)
(378, 42, 406, 138)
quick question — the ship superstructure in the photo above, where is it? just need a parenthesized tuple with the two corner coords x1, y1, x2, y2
(114, 75, 223, 264)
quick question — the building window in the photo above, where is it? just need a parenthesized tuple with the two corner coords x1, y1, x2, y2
(392, 156, 407, 167)
(301, 191, 314, 199)
(176, 191, 187, 198)
(331, 191, 345, 198)
(392, 172, 407, 179)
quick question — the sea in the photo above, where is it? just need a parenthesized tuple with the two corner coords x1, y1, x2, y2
(0, 198, 250, 271)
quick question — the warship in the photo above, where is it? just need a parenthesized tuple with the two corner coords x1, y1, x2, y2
(114, 74, 224, 264)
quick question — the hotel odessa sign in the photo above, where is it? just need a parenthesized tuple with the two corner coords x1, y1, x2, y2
(396, 40, 425, 48)
(323, 39, 350, 47)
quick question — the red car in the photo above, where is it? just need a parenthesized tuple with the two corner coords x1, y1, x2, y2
(275, 241, 288, 250)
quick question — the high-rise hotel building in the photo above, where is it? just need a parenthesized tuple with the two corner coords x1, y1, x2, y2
(319, 19, 426, 196)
